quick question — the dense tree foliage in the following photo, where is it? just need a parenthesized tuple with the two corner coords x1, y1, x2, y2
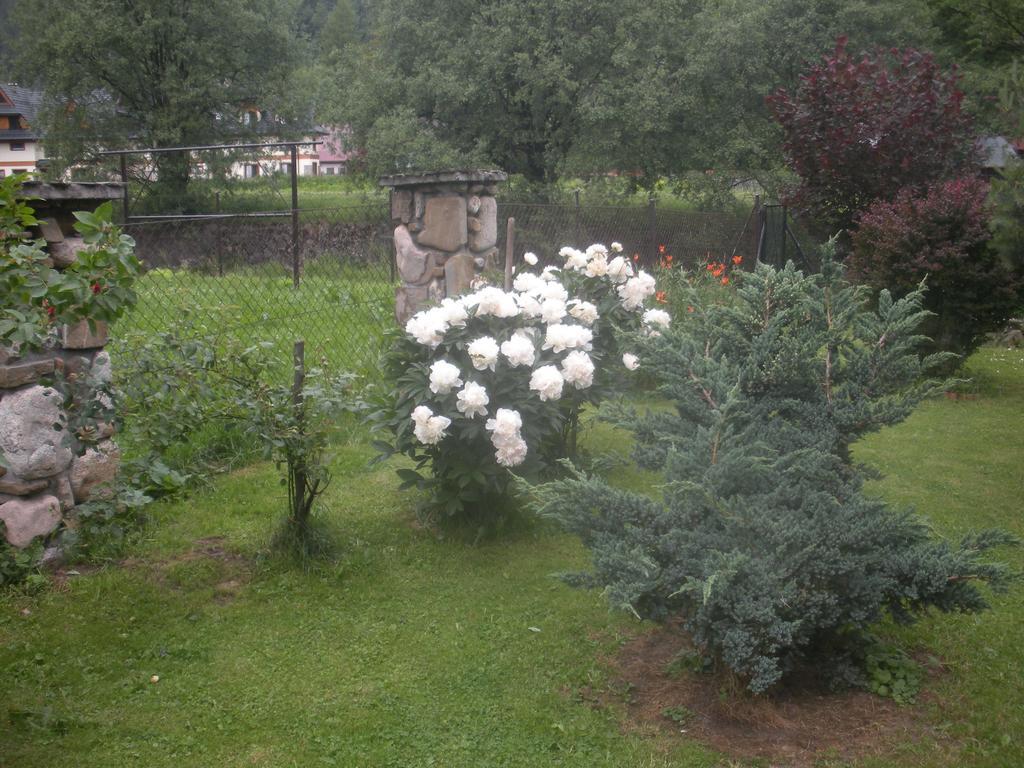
(849, 177, 1019, 363)
(531, 257, 1015, 694)
(11, 0, 302, 195)
(768, 38, 976, 233)
(330, 0, 934, 182)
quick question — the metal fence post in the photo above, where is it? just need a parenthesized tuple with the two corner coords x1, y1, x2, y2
(290, 145, 301, 288)
(647, 194, 657, 258)
(504, 217, 516, 291)
(574, 188, 581, 246)
(119, 154, 130, 223)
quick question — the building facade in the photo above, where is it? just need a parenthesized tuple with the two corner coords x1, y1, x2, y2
(0, 84, 44, 177)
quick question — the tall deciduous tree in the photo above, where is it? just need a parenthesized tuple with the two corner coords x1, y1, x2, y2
(12, 0, 302, 200)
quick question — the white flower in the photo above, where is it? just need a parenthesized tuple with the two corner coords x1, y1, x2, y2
(560, 246, 589, 271)
(538, 281, 569, 303)
(513, 272, 544, 295)
(622, 353, 640, 371)
(411, 405, 451, 445)
(618, 270, 657, 310)
(523, 251, 539, 266)
(472, 286, 519, 318)
(561, 350, 595, 389)
(542, 324, 593, 353)
(486, 407, 523, 439)
(467, 336, 500, 371)
(500, 333, 536, 367)
(494, 436, 528, 467)
(541, 298, 567, 324)
(585, 254, 609, 278)
(567, 300, 599, 326)
(585, 243, 609, 259)
(515, 293, 543, 318)
(530, 365, 564, 401)
(611, 242, 623, 253)
(405, 308, 448, 347)
(428, 360, 463, 395)
(642, 308, 671, 330)
(540, 265, 561, 282)
(439, 298, 468, 328)
(456, 381, 489, 418)
(606, 256, 633, 284)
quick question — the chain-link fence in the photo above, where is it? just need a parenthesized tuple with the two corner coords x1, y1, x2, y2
(118, 204, 395, 376)
(498, 201, 759, 271)
(115, 197, 773, 379)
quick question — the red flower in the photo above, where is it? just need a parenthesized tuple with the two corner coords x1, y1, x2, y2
(658, 244, 666, 254)
(632, 253, 640, 263)
(687, 305, 695, 313)
(656, 290, 667, 304)
(43, 301, 56, 319)
(91, 282, 102, 294)
(732, 255, 743, 265)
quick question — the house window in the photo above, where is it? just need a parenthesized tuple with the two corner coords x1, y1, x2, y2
(10, 142, 25, 151)
(280, 162, 292, 175)
(0, 170, 5, 178)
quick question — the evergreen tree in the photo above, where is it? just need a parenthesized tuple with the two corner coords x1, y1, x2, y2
(531, 254, 1016, 694)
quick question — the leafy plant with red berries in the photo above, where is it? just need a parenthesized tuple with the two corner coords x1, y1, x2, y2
(767, 37, 977, 234)
(1, 173, 140, 350)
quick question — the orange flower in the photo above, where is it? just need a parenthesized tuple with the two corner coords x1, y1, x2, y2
(721, 277, 729, 286)
(687, 305, 695, 313)
(711, 265, 725, 278)
(632, 253, 640, 263)
(656, 290, 667, 304)
(706, 263, 715, 272)
(658, 244, 666, 254)
(732, 255, 743, 265)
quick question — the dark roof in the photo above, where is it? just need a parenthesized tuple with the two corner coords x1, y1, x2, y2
(0, 83, 43, 126)
(0, 84, 43, 140)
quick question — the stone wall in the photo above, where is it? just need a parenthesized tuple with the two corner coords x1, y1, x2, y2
(380, 170, 507, 323)
(0, 183, 123, 557)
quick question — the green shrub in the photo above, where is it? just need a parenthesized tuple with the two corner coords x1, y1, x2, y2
(530, 253, 1017, 694)
(371, 243, 665, 524)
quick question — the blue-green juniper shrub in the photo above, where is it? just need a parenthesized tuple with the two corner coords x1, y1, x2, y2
(530, 252, 1017, 694)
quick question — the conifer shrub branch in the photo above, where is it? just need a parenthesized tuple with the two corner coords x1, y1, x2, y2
(529, 251, 1017, 694)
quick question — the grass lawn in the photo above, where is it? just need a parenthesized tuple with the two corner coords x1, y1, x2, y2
(1, 347, 1022, 767)
(115, 261, 397, 378)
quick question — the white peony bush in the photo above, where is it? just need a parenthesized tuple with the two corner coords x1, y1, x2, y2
(377, 242, 668, 519)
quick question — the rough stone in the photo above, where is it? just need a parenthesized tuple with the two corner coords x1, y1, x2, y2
(0, 495, 61, 548)
(444, 251, 476, 297)
(0, 473, 49, 496)
(48, 237, 86, 268)
(38, 217, 65, 243)
(418, 195, 467, 251)
(52, 473, 75, 511)
(467, 217, 482, 233)
(467, 195, 482, 215)
(59, 351, 94, 377)
(62, 319, 108, 349)
(0, 386, 73, 480)
(395, 284, 430, 325)
(0, 346, 19, 365)
(0, 356, 56, 389)
(414, 192, 425, 220)
(70, 440, 120, 503)
(391, 189, 413, 223)
(394, 225, 435, 286)
(40, 545, 66, 571)
(90, 351, 112, 385)
(468, 196, 498, 251)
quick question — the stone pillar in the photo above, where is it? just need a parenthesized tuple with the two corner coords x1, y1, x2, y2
(0, 183, 124, 560)
(380, 170, 507, 324)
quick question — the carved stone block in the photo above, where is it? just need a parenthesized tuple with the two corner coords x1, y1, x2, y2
(391, 189, 413, 223)
(62, 319, 108, 349)
(418, 195, 468, 251)
(444, 251, 476, 298)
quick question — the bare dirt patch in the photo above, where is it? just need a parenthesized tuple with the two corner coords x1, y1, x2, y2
(597, 623, 947, 767)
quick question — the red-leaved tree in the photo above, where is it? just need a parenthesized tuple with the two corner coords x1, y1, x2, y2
(767, 38, 977, 234)
(849, 177, 1018, 364)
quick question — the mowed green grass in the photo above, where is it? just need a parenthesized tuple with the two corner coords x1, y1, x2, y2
(115, 260, 397, 378)
(1, 347, 1022, 767)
